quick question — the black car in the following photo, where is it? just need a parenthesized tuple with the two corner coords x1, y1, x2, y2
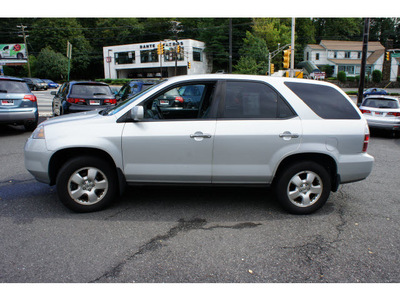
(23, 78, 48, 91)
(51, 81, 117, 116)
(0, 76, 39, 131)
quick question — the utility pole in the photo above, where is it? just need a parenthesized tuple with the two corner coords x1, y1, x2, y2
(290, 18, 295, 78)
(229, 18, 232, 74)
(17, 24, 31, 77)
(170, 21, 183, 76)
(357, 18, 370, 106)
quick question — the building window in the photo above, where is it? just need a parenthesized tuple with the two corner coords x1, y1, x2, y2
(193, 47, 202, 62)
(163, 46, 184, 62)
(338, 65, 355, 74)
(306, 52, 309, 61)
(140, 49, 159, 63)
(358, 52, 361, 59)
(316, 53, 320, 60)
(334, 51, 337, 58)
(345, 51, 351, 58)
(115, 51, 135, 65)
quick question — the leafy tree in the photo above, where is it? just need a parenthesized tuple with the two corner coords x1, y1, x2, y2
(313, 18, 363, 42)
(29, 18, 91, 79)
(235, 31, 268, 75)
(34, 47, 68, 80)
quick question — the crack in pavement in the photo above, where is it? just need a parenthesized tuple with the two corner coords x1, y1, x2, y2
(90, 218, 262, 282)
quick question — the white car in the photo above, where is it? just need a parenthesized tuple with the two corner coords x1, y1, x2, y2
(24, 74, 374, 214)
(359, 95, 400, 134)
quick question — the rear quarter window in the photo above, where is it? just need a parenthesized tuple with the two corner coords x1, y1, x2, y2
(285, 82, 360, 119)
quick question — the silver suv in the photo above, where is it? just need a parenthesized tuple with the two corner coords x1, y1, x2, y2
(24, 75, 374, 214)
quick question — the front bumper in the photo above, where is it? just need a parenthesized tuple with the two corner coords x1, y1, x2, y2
(24, 137, 53, 184)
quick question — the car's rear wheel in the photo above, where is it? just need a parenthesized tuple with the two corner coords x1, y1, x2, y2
(275, 161, 331, 214)
(56, 156, 117, 212)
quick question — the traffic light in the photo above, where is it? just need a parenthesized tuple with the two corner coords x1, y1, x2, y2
(283, 48, 291, 69)
(187, 61, 191, 69)
(157, 43, 164, 55)
(177, 45, 181, 53)
(386, 51, 390, 61)
(270, 63, 274, 74)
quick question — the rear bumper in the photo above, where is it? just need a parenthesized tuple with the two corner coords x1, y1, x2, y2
(367, 119, 400, 131)
(0, 108, 38, 124)
(338, 153, 374, 184)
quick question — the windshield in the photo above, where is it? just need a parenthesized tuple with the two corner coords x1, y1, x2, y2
(0, 80, 30, 93)
(105, 80, 167, 116)
(363, 98, 399, 109)
(70, 84, 113, 96)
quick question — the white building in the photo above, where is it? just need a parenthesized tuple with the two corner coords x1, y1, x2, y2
(103, 39, 210, 79)
(303, 40, 386, 78)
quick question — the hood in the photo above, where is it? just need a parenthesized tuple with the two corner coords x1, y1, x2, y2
(41, 109, 102, 127)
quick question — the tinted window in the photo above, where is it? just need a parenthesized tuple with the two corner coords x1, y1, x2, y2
(70, 84, 112, 96)
(221, 81, 295, 119)
(0, 80, 30, 93)
(285, 82, 360, 119)
(363, 98, 399, 109)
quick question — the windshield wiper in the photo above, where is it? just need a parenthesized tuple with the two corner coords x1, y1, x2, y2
(99, 107, 113, 116)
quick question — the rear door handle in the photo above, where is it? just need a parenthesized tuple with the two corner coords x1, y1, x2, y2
(190, 132, 212, 139)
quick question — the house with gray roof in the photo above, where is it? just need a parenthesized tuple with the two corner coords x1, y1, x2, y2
(303, 40, 385, 78)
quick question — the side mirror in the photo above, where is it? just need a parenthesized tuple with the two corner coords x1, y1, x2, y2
(131, 106, 144, 121)
(51, 91, 57, 95)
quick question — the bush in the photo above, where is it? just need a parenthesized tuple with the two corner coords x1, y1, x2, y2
(337, 71, 347, 83)
(372, 70, 382, 83)
(347, 76, 356, 82)
(321, 65, 334, 77)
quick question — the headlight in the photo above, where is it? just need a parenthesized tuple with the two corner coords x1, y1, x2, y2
(31, 125, 45, 139)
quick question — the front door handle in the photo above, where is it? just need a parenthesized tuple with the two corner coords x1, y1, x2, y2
(279, 131, 299, 140)
(190, 131, 212, 141)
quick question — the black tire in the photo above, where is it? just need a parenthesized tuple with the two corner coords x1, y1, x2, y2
(275, 161, 331, 214)
(24, 119, 38, 131)
(56, 156, 118, 212)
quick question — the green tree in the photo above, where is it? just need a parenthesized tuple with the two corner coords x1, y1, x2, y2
(34, 47, 68, 80)
(29, 18, 91, 79)
(313, 18, 363, 42)
(234, 31, 268, 75)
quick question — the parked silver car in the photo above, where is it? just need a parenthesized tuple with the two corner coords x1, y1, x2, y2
(359, 95, 400, 134)
(24, 75, 374, 214)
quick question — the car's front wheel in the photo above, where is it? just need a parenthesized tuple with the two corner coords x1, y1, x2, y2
(275, 161, 331, 214)
(56, 156, 117, 212)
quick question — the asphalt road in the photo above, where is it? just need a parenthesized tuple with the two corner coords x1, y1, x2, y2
(0, 116, 399, 286)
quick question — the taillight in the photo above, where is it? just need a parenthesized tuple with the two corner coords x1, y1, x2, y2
(67, 98, 86, 104)
(174, 96, 184, 103)
(362, 133, 370, 152)
(360, 109, 370, 114)
(387, 112, 400, 117)
(104, 99, 117, 105)
(24, 94, 37, 102)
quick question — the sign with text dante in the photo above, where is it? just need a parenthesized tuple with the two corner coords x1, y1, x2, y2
(0, 43, 27, 59)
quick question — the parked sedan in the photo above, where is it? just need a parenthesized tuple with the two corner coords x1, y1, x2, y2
(23, 78, 48, 91)
(115, 80, 157, 102)
(359, 95, 400, 133)
(0, 76, 38, 131)
(51, 81, 117, 116)
(43, 79, 59, 89)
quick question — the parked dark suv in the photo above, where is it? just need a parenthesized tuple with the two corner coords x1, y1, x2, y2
(51, 81, 117, 116)
(0, 76, 38, 131)
(23, 78, 48, 91)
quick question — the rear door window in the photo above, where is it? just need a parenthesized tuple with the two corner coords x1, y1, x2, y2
(285, 82, 360, 119)
(221, 81, 296, 119)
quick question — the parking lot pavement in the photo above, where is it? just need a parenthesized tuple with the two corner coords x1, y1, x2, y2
(32, 89, 54, 117)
